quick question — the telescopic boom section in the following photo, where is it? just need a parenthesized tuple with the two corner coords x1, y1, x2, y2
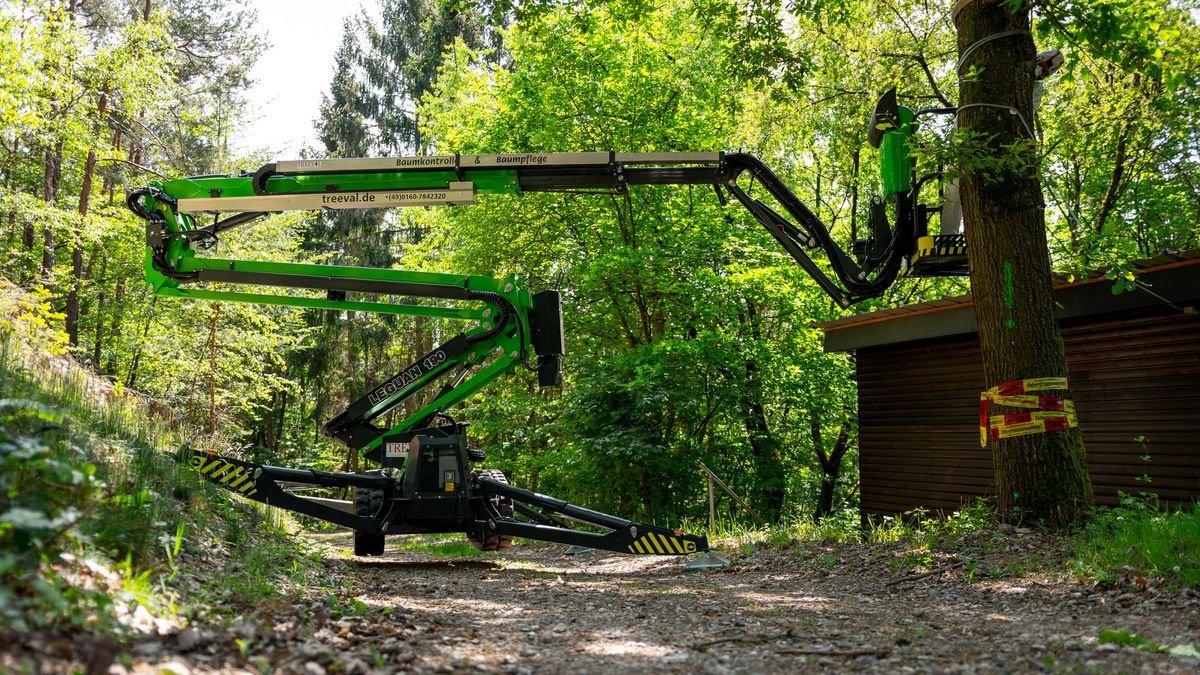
(130, 146, 954, 310)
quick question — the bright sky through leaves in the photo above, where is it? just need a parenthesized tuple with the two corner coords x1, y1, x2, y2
(235, 0, 366, 157)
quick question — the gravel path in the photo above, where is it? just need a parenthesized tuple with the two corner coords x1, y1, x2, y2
(11, 531, 1200, 673)
(316, 536, 1200, 674)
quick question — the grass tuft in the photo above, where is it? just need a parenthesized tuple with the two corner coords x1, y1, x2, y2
(393, 533, 499, 558)
(1073, 494, 1200, 589)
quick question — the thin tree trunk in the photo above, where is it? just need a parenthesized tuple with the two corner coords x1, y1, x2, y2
(67, 91, 108, 347)
(91, 253, 108, 368)
(639, 469, 655, 522)
(41, 139, 63, 283)
(104, 276, 127, 374)
(22, 210, 34, 262)
(126, 297, 157, 388)
(273, 388, 288, 453)
(850, 149, 861, 244)
(65, 249, 83, 346)
(207, 302, 220, 435)
(739, 297, 785, 523)
(954, 0, 1092, 526)
(1092, 122, 1130, 238)
(812, 415, 850, 521)
(742, 393, 785, 523)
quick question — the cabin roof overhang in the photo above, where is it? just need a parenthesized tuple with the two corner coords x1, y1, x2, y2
(821, 251, 1200, 353)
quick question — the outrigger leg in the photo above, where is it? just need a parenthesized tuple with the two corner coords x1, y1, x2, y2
(182, 448, 708, 556)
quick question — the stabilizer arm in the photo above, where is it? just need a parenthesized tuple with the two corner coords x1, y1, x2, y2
(478, 477, 709, 555)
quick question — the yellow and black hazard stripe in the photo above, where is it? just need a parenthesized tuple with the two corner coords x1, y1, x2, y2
(911, 234, 967, 265)
(626, 530, 699, 555)
(188, 452, 259, 497)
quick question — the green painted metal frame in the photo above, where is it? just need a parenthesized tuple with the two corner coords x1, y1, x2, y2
(158, 168, 519, 200)
(139, 176, 538, 458)
(134, 121, 928, 457)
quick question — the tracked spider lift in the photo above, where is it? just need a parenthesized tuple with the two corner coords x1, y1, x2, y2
(127, 90, 963, 556)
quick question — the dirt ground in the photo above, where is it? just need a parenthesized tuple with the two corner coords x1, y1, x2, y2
(11, 530, 1200, 674)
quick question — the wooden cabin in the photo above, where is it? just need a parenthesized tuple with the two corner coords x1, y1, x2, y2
(821, 252, 1200, 520)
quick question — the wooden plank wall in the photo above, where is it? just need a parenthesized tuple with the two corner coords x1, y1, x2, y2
(857, 307, 1200, 519)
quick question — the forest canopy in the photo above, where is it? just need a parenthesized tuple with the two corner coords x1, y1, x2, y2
(1, 0, 1196, 526)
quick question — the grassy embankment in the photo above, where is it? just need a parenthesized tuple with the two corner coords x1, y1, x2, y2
(702, 493, 1199, 591)
(0, 281, 327, 646)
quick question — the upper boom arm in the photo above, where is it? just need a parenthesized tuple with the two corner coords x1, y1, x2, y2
(131, 147, 946, 309)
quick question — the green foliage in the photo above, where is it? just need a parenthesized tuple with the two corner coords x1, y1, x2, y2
(706, 497, 1002, 558)
(0, 407, 103, 631)
(1036, 0, 1200, 272)
(1073, 494, 1200, 589)
(0, 286, 313, 635)
(408, 0, 872, 524)
(1098, 629, 1200, 658)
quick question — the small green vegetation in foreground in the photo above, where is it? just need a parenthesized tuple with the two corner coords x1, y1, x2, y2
(0, 295, 317, 636)
(706, 493, 1200, 593)
(393, 533, 499, 558)
(1073, 494, 1200, 590)
(1098, 629, 1200, 658)
(710, 499, 998, 551)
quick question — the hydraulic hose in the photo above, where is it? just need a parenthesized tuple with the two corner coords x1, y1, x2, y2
(721, 153, 913, 305)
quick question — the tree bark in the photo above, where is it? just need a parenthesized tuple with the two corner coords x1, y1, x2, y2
(126, 297, 157, 388)
(739, 297, 785, 523)
(207, 302, 220, 435)
(954, 0, 1092, 526)
(812, 415, 850, 521)
(41, 139, 64, 282)
(67, 91, 108, 347)
(104, 276, 126, 374)
(91, 252, 108, 368)
(22, 210, 35, 264)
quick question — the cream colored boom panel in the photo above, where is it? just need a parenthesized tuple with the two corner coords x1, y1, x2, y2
(271, 152, 722, 175)
(177, 183, 476, 214)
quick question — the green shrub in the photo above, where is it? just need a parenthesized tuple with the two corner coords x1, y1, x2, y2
(1074, 494, 1200, 589)
(0, 293, 314, 635)
(0, 401, 110, 631)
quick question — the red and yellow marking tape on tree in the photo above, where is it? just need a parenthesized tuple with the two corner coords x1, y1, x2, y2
(980, 377, 1078, 447)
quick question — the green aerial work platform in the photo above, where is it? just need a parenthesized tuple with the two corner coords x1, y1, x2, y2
(128, 90, 965, 557)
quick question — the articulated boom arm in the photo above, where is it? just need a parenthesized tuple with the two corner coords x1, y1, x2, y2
(128, 91, 966, 313)
(131, 150, 960, 310)
(124, 91, 964, 557)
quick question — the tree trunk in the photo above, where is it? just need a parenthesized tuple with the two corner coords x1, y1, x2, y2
(104, 276, 127, 374)
(812, 415, 850, 522)
(207, 302, 220, 435)
(738, 297, 785, 523)
(22, 211, 34, 257)
(91, 253, 108, 368)
(42, 142, 61, 203)
(743, 392, 785, 524)
(638, 469, 655, 522)
(954, 0, 1092, 526)
(65, 247, 83, 346)
(126, 297, 157, 388)
(41, 139, 63, 282)
(67, 91, 108, 347)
